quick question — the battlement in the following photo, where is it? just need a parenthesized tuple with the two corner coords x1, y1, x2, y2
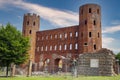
(24, 13, 40, 18)
(80, 3, 101, 8)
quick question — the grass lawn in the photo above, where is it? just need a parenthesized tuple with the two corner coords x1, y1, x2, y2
(0, 75, 120, 80)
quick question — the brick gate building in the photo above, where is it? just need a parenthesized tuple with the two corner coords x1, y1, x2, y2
(22, 4, 102, 72)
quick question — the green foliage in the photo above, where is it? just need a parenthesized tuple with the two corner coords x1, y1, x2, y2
(116, 52, 120, 64)
(0, 23, 29, 76)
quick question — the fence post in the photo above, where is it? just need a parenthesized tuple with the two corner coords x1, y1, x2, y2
(27, 60, 32, 77)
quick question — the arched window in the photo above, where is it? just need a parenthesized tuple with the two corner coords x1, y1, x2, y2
(54, 45, 57, 50)
(75, 43, 78, 50)
(75, 32, 78, 37)
(64, 44, 67, 50)
(50, 35, 52, 39)
(46, 36, 48, 40)
(50, 46, 52, 51)
(65, 33, 67, 38)
(70, 32, 72, 37)
(59, 45, 62, 50)
(70, 44, 72, 50)
(45, 46, 48, 51)
(60, 34, 62, 38)
(41, 46, 43, 51)
(42, 37, 44, 40)
(55, 34, 57, 39)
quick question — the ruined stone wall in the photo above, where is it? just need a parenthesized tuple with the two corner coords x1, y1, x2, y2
(77, 48, 115, 76)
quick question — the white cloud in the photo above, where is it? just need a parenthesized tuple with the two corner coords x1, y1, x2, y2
(103, 25, 120, 33)
(0, 0, 79, 27)
(102, 35, 120, 54)
(111, 20, 120, 25)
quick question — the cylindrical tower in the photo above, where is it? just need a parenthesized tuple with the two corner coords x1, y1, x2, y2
(22, 13, 40, 62)
(79, 4, 102, 53)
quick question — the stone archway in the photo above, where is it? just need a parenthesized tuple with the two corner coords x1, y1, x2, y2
(54, 58, 63, 72)
(43, 59, 50, 72)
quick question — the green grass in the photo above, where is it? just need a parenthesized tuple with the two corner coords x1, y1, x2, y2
(0, 75, 120, 80)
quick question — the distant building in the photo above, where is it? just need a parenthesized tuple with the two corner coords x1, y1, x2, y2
(22, 4, 102, 72)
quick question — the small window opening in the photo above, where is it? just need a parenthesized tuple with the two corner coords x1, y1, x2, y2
(98, 32, 100, 38)
(89, 32, 92, 37)
(93, 20, 96, 25)
(85, 20, 87, 25)
(29, 30, 32, 34)
(89, 8, 92, 13)
(84, 43, 87, 46)
(33, 22, 35, 26)
(94, 44, 96, 50)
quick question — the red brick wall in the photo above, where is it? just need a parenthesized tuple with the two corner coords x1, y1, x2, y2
(35, 25, 79, 62)
(22, 4, 102, 72)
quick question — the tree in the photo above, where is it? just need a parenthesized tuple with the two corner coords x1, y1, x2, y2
(116, 52, 120, 65)
(0, 23, 29, 77)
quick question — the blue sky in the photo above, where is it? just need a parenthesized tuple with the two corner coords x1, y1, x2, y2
(0, 0, 120, 54)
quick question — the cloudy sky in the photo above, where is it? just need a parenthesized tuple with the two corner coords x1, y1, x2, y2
(0, 0, 120, 54)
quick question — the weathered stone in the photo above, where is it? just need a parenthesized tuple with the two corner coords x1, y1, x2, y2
(77, 48, 116, 76)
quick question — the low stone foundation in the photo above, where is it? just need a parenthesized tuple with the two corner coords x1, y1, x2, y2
(77, 48, 116, 76)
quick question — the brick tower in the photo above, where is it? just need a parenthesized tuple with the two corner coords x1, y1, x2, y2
(79, 4, 102, 53)
(22, 13, 40, 62)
